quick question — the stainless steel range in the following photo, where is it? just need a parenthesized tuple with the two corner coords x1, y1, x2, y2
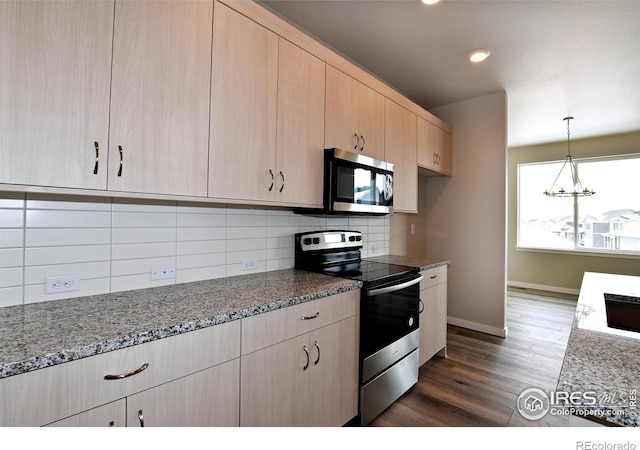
(295, 230, 423, 426)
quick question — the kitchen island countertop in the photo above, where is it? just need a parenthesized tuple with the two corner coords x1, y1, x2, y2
(557, 271, 640, 427)
(0, 269, 361, 380)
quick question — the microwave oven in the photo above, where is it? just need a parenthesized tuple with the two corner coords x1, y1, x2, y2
(321, 148, 394, 215)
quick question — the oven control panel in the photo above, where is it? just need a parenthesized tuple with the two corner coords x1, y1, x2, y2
(296, 230, 363, 252)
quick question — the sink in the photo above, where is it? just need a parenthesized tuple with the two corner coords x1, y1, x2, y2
(604, 293, 640, 333)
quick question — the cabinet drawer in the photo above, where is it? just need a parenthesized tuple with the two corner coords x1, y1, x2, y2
(420, 265, 447, 291)
(0, 320, 240, 427)
(241, 289, 359, 355)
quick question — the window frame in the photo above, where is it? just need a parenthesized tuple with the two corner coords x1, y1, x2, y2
(516, 153, 640, 258)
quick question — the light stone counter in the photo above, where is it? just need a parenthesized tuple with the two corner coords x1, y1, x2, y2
(557, 272, 640, 427)
(0, 269, 361, 380)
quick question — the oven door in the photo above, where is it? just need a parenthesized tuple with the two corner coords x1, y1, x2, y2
(360, 273, 423, 383)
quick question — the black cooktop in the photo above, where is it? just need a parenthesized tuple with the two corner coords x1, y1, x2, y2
(321, 260, 419, 285)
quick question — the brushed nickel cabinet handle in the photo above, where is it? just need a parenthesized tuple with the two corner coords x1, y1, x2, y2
(353, 133, 359, 150)
(303, 346, 309, 371)
(93, 141, 99, 175)
(104, 362, 149, 380)
(268, 169, 274, 191)
(138, 410, 144, 427)
(117, 145, 123, 177)
(301, 312, 319, 320)
(279, 171, 285, 193)
(314, 340, 320, 365)
(360, 135, 365, 151)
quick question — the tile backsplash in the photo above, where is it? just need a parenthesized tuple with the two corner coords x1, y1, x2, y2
(0, 192, 389, 308)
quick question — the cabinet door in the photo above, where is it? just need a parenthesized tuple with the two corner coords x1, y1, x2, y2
(419, 281, 447, 366)
(308, 317, 359, 427)
(209, 1, 278, 201)
(417, 117, 453, 176)
(275, 39, 325, 207)
(385, 99, 418, 213)
(240, 334, 309, 426)
(46, 400, 125, 428)
(325, 66, 385, 160)
(127, 359, 240, 427)
(108, 0, 212, 196)
(357, 81, 386, 161)
(0, 0, 113, 190)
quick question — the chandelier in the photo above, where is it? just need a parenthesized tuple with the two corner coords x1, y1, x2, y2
(543, 117, 595, 197)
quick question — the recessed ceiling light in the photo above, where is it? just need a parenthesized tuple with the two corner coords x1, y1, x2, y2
(467, 50, 491, 63)
(421, 0, 441, 5)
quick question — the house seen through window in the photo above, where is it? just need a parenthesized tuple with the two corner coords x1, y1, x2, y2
(518, 154, 640, 253)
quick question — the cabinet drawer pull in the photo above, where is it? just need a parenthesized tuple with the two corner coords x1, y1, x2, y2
(301, 312, 319, 320)
(353, 133, 359, 150)
(279, 171, 285, 192)
(109, 420, 115, 427)
(430, 275, 438, 279)
(268, 169, 274, 191)
(303, 346, 310, 371)
(117, 145, 124, 177)
(138, 410, 144, 427)
(314, 340, 320, 365)
(104, 362, 149, 380)
(93, 141, 99, 175)
(359, 135, 365, 151)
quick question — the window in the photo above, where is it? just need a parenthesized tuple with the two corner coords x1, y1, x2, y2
(517, 154, 640, 254)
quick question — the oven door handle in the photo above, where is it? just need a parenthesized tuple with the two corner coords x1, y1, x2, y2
(365, 274, 424, 297)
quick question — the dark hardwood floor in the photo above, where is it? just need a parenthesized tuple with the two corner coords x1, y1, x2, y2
(370, 292, 577, 427)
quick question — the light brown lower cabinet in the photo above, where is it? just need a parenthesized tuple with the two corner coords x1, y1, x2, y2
(125, 359, 239, 427)
(240, 290, 359, 427)
(1, 290, 360, 427)
(240, 316, 358, 427)
(419, 266, 448, 366)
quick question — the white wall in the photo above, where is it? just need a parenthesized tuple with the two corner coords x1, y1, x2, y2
(0, 192, 389, 307)
(427, 91, 508, 337)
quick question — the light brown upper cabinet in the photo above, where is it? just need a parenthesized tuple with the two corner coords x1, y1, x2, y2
(325, 66, 385, 161)
(209, 2, 325, 207)
(417, 117, 453, 176)
(108, 1, 212, 197)
(384, 99, 418, 213)
(385, 100, 418, 213)
(209, 2, 279, 202)
(0, 1, 114, 190)
(275, 39, 326, 207)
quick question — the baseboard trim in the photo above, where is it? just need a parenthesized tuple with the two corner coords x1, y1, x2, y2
(447, 316, 508, 338)
(507, 281, 580, 297)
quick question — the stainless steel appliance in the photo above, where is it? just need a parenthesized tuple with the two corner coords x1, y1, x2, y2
(296, 148, 394, 216)
(295, 230, 423, 426)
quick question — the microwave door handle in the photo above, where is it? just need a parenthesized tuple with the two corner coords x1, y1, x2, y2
(365, 275, 424, 297)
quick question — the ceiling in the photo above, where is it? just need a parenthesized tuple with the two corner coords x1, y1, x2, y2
(259, 0, 640, 147)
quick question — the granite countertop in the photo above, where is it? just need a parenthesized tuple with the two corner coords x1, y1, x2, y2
(0, 269, 361, 380)
(365, 254, 450, 271)
(557, 272, 640, 427)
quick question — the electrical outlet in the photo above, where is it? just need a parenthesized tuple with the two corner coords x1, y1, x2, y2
(410, 223, 416, 235)
(151, 264, 175, 281)
(242, 259, 258, 270)
(46, 275, 80, 294)
(371, 245, 380, 254)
